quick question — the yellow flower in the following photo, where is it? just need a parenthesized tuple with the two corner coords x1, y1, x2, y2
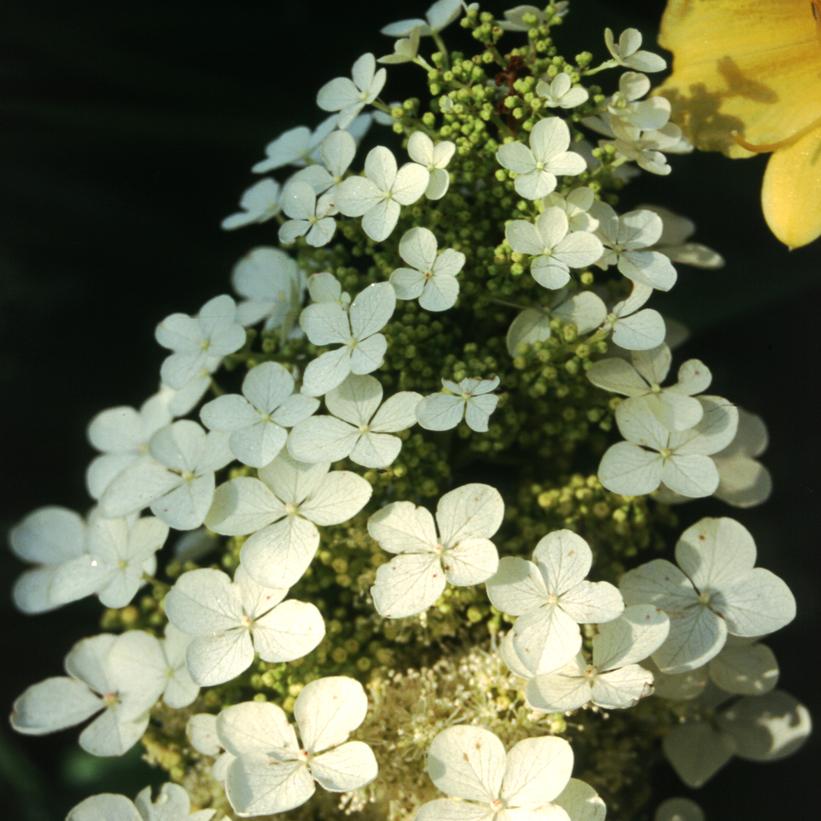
(659, 0, 821, 249)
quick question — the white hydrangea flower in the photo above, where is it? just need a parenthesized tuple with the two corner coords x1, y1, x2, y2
(231, 246, 305, 333)
(207, 450, 372, 589)
(278, 182, 337, 247)
(200, 361, 318, 468)
(335, 145, 429, 241)
(536, 72, 589, 108)
(512, 605, 670, 712)
(606, 72, 671, 132)
(369, 483, 503, 618)
(498, 4, 567, 31)
(713, 409, 772, 508)
(288, 375, 421, 469)
(307, 270, 351, 307)
(9, 506, 88, 614)
(50, 514, 167, 609)
(642, 205, 725, 269)
(592, 203, 677, 292)
(416, 375, 500, 432)
(381, 0, 462, 37)
(165, 566, 324, 686)
(598, 395, 738, 498)
(604, 28, 667, 73)
(496, 117, 586, 200)
(294, 128, 357, 196)
(407, 131, 456, 199)
(222, 178, 281, 230)
(587, 344, 711, 432)
(543, 186, 599, 232)
(655, 798, 705, 821)
(155, 294, 246, 390)
(187, 714, 234, 783)
(663, 690, 810, 788)
(601, 282, 666, 351)
(621, 517, 796, 674)
(506, 291, 607, 355)
(218, 677, 378, 816)
(11, 631, 167, 756)
(610, 120, 689, 176)
(506, 207, 603, 289)
(390, 226, 465, 311)
(487, 529, 624, 673)
(300, 281, 396, 396)
(317, 53, 386, 128)
(101, 420, 233, 530)
(378, 29, 421, 65)
(67, 783, 216, 821)
(86, 391, 173, 500)
(252, 119, 335, 174)
(416, 725, 598, 821)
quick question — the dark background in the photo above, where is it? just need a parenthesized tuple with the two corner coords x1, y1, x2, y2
(0, 1, 818, 818)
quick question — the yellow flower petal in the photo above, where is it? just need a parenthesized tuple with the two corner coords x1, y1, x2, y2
(761, 125, 821, 249)
(659, 0, 821, 157)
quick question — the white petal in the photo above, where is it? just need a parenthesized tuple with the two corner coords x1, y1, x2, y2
(592, 604, 669, 668)
(514, 605, 583, 675)
(371, 553, 446, 618)
(100, 459, 181, 518)
(253, 599, 324, 663)
(186, 630, 254, 687)
(506, 308, 551, 355)
(436, 483, 504, 546)
(661, 454, 719, 498)
(414, 799, 495, 821)
(399, 226, 437, 271)
(416, 393, 464, 430)
(613, 308, 666, 350)
(240, 517, 320, 589)
(164, 568, 242, 635)
(709, 641, 779, 696)
(443, 538, 499, 586)
(532, 530, 592, 596)
(713, 569, 796, 638)
(67, 795, 141, 821)
(300, 302, 350, 346)
(560, 581, 624, 625)
(367, 501, 438, 555)
(288, 415, 359, 463)
(598, 442, 663, 495)
(675, 517, 756, 591)
(505, 219, 545, 256)
(295, 675, 368, 752)
(350, 332, 388, 374)
(653, 605, 727, 674)
(392, 162, 430, 205)
(300, 469, 372, 525)
(230, 420, 288, 468)
(207, 477, 284, 535)
(79, 707, 149, 757)
(591, 664, 655, 709)
(302, 347, 352, 396)
(525, 664, 591, 712)
(486, 557, 549, 616)
(501, 735, 573, 806)
(226, 755, 314, 816)
(350, 282, 396, 339)
(586, 358, 647, 397)
(371, 391, 422, 432)
(619, 559, 696, 612)
(149, 474, 215, 531)
(554, 779, 606, 821)
(10, 676, 101, 736)
(310, 740, 378, 791)
(654, 798, 705, 821)
(218, 700, 298, 757)
(350, 431, 402, 468)
(662, 722, 733, 788)
(427, 725, 506, 803)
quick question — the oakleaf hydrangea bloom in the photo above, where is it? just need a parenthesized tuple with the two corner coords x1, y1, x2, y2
(336, 145, 429, 241)
(207, 450, 371, 588)
(544, 185, 598, 231)
(381, 0, 462, 37)
(537, 72, 589, 109)
(379, 29, 421, 66)
(606, 72, 671, 132)
(300, 280, 396, 396)
(487, 530, 623, 673)
(369, 483, 503, 618)
(68, 783, 217, 821)
(496, 117, 586, 200)
(598, 395, 738, 498)
(221, 177, 281, 230)
(416, 376, 500, 432)
(251, 119, 335, 173)
(621, 517, 796, 674)
(101, 420, 232, 530)
(601, 282, 666, 351)
(200, 361, 318, 468)
(390, 226, 465, 311)
(512, 605, 670, 712)
(604, 27, 667, 73)
(505, 206, 603, 289)
(289, 375, 421, 469)
(165, 566, 324, 686)
(587, 344, 711, 432)
(406, 131, 455, 199)
(416, 725, 601, 821)
(278, 181, 338, 247)
(217, 676, 377, 816)
(317, 53, 386, 128)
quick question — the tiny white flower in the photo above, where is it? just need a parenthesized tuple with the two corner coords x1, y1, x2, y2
(663, 690, 810, 788)
(607, 72, 671, 131)
(610, 120, 690, 175)
(252, 118, 336, 174)
(713, 408, 772, 508)
(50, 514, 167, 609)
(506, 207, 603, 289)
(218, 677, 378, 816)
(593, 203, 677, 292)
(207, 450, 372, 589)
(655, 797, 706, 821)
(221, 178, 281, 230)
(604, 28, 667, 73)
(406, 131, 456, 199)
(496, 117, 586, 200)
(642, 204, 725, 269)
(100, 420, 233, 530)
(369, 483, 503, 618)
(381, 0, 463, 37)
(543, 186, 599, 232)
(201, 361, 318, 468)
(155, 294, 246, 390)
(416, 376, 500, 432)
(278, 182, 337, 248)
(231, 246, 305, 332)
(598, 395, 739, 498)
(487, 529, 624, 673)
(165, 565, 324, 686)
(86, 391, 173, 500)
(601, 282, 666, 351)
(11, 631, 167, 757)
(335, 145, 430, 241)
(511, 605, 670, 712)
(289, 374, 421, 469)
(587, 344, 711, 431)
(378, 29, 421, 65)
(390, 226, 465, 311)
(416, 725, 593, 821)
(317, 53, 386, 128)
(68, 783, 216, 821)
(621, 517, 796, 674)
(498, 4, 567, 31)
(300, 281, 396, 396)
(536, 72, 589, 109)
